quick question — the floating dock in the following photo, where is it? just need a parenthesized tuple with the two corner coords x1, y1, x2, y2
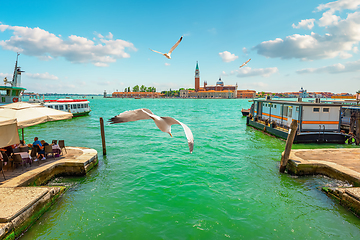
(0, 147, 98, 240)
(286, 148, 360, 217)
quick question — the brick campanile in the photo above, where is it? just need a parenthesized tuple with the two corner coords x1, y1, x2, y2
(195, 61, 200, 92)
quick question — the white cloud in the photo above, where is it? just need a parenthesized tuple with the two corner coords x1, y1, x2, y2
(292, 19, 315, 29)
(254, 12, 360, 60)
(353, 46, 359, 53)
(242, 47, 248, 54)
(164, 63, 170, 66)
(297, 59, 360, 74)
(26, 72, 59, 80)
(316, 0, 360, 13)
(0, 73, 12, 79)
(318, 12, 340, 26)
(219, 51, 238, 62)
(222, 67, 278, 78)
(0, 24, 137, 67)
(106, 32, 113, 39)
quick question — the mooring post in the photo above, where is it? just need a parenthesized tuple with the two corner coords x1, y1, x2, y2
(356, 112, 360, 146)
(100, 117, 107, 155)
(279, 119, 298, 173)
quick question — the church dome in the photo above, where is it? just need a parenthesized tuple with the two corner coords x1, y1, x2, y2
(216, 78, 224, 86)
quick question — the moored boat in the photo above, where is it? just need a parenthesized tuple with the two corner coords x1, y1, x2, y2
(1, 54, 26, 105)
(43, 98, 91, 117)
(241, 108, 250, 116)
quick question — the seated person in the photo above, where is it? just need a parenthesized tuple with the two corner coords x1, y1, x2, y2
(4, 145, 13, 157)
(33, 137, 45, 160)
(40, 140, 49, 147)
(20, 140, 26, 146)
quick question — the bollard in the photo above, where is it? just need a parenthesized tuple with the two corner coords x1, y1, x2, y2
(100, 117, 107, 155)
(279, 119, 298, 173)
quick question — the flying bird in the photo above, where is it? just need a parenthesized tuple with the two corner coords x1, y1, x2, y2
(239, 58, 251, 68)
(149, 36, 183, 59)
(109, 108, 194, 153)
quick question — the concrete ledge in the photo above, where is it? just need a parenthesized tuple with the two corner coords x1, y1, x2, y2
(0, 147, 98, 240)
(286, 148, 360, 218)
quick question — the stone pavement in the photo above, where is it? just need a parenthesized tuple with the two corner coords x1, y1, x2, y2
(286, 148, 360, 217)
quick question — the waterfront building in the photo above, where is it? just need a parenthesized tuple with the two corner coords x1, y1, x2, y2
(237, 90, 256, 99)
(180, 62, 241, 99)
(112, 91, 161, 98)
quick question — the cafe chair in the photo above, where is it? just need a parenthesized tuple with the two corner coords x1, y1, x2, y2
(13, 154, 25, 170)
(59, 140, 67, 155)
(30, 147, 39, 166)
(19, 146, 29, 153)
(2, 152, 11, 171)
(52, 140, 57, 145)
(45, 145, 56, 160)
(0, 161, 5, 180)
(13, 147, 20, 153)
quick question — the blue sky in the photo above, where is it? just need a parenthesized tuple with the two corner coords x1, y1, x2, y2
(0, 0, 359, 94)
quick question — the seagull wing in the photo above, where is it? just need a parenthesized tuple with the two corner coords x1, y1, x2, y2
(239, 58, 251, 68)
(245, 58, 251, 64)
(239, 63, 245, 68)
(161, 117, 194, 153)
(149, 48, 164, 55)
(109, 108, 153, 124)
(168, 36, 183, 54)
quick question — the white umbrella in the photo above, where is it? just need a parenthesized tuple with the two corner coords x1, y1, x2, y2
(0, 102, 72, 129)
(0, 117, 20, 148)
(0, 102, 72, 141)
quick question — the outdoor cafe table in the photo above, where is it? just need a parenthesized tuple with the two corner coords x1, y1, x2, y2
(14, 152, 31, 164)
(52, 145, 61, 155)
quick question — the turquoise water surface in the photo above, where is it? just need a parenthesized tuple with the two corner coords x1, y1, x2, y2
(20, 98, 360, 239)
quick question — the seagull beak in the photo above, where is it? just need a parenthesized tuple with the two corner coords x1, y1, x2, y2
(169, 133, 173, 137)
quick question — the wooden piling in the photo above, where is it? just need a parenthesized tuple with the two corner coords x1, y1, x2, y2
(100, 117, 106, 155)
(279, 119, 298, 173)
(356, 112, 360, 146)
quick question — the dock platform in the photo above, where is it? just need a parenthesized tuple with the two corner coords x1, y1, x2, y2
(287, 148, 360, 217)
(0, 147, 98, 240)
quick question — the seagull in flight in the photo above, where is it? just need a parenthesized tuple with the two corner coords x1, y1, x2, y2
(149, 36, 183, 59)
(239, 58, 251, 68)
(109, 108, 194, 153)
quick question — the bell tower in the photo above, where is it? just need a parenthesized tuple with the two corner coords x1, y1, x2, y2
(195, 61, 200, 92)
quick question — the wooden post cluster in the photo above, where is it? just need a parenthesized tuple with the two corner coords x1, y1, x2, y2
(356, 112, 360, 146)
(279, 119, 298, 173)
(100, 117, 107, 155)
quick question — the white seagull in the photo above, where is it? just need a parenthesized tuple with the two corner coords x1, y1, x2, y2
(149, 36, 183, 59)
(109, 108, 194, 153)
(239, 58, 251, 68)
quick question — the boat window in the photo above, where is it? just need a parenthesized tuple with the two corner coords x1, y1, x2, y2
(296, 107, 299, 111)
(0, 90, 8, 96)
(77, 104, 81, 108)
(288, 107, 292, 118)
(81, 104, 84, 108)
(65, 105, 68, 110)
(274, 105, 276, 109)
(59, 105, 64, 110)
(55, 105, 59, 110)
(323, 108, 329, 112)
(73, 104, 77, 109)
(313, 107, 320, 112)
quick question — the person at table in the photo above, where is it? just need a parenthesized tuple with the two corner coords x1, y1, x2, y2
(33, 137, 45, 160)
(20, 140, 26, 146)
(40, 140, 49, 147)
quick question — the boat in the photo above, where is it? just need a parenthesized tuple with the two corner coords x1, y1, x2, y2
(0, 54, 26, 105)
(28, 96, 91, 117)
(246, 98, 349, 143)
(241, 108, 250, 116)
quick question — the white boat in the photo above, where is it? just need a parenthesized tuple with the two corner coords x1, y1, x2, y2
(28, 96, 91, 117)
(0, 54, 26, 105)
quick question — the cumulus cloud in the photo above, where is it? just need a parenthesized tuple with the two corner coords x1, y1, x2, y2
(26, 72, 59, 80)
(292, 19, 315, 29)
(106, 32, 113, 39)
(219, 51, 238, 62)
(253, 1, 360, 60)
(222, 67, 278, 78)
(297, 59, 360, 74)
(0, 24, 137, 67)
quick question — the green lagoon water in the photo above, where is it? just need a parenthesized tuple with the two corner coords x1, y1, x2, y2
(20, 97, 360, 239)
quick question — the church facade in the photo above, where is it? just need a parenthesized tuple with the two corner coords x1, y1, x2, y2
(180, 62, 238, 99)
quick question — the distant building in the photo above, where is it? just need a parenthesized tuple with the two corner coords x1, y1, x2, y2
(112, 91, 161, 98)
(180, 62, 239, 99)
(237, 90, 256, 98)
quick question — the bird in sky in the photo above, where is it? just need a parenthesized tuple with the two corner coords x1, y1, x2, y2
(109, 108, 194, 153)
(149, 36, 183, 59)
(239, 58, 251, 68)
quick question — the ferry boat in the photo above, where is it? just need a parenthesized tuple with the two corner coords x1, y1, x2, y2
(246, 97, 348, 143)
(28, 96, 91, 117)
(43, 98, 91, 117)
(0, 54, 26, 105)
